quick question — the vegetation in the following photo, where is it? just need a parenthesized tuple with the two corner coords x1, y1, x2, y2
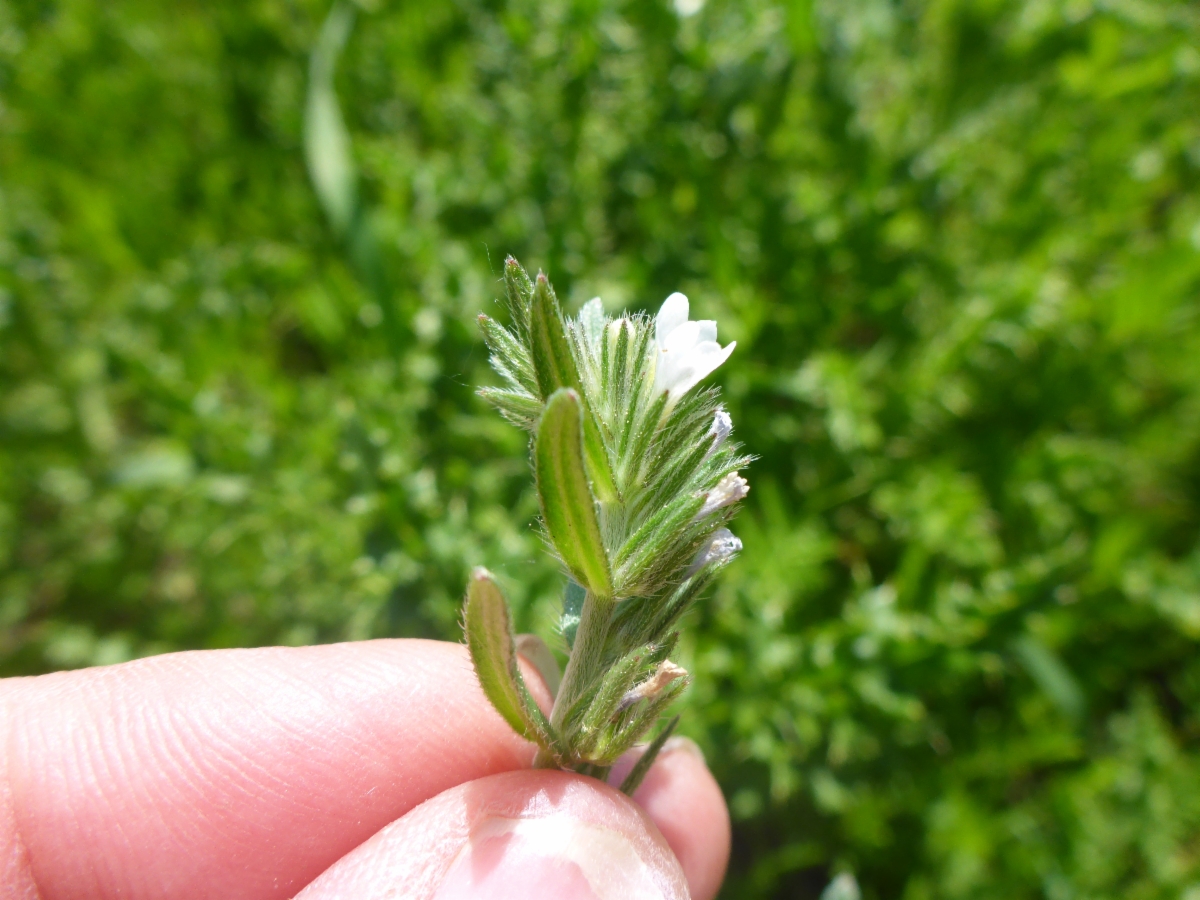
(2, 0, 1199, 896)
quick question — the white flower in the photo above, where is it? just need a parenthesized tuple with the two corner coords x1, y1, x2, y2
(686, 528, 743, 576)
(653, 292, 736, 402)
(703, 408, 734, 461)
(709, 408, 733, 447)
(697, 471, 749, 518)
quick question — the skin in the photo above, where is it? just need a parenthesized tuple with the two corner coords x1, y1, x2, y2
(0, 639, 730, 899)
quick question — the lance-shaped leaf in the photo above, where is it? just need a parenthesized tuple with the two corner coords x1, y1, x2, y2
(536, 390, 613, 598)
(610, 574, 712, 653)
(528, 274, 618, 502)
(503, 256, 533, 338)
(478, 314, 537, 396)
(463, 568, 559, 755)
(529, 273, 580, 400)
(563, 645, 652, 751)
(304, 2, 357, 237)
(478, 386, 541, 430)
(582, 418, 619, 504)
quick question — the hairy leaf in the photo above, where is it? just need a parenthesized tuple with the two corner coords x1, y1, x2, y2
(529, 274, 580, 400)
(463, 568, 558, 755)
(527, 276, 617, 500)
(536, 390, 613, 597)
(503, 256, 533, 338)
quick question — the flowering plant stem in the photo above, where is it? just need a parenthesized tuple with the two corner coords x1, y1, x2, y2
(465, 258, 750, 792)
(534, 591, 613, 770)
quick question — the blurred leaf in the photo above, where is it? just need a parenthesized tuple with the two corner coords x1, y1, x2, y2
(305, 2, 357, 236)
(1013, 635, 1086, 721)
(112, 444, 194, 488)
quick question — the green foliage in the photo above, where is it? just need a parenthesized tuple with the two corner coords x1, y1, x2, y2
(463, 567, 557, 754)
(2, 0, 1199, 897)
(534, 388, 613, 598)
(528, 273, 582, 401)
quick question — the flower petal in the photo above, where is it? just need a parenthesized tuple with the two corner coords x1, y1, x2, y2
(686, 527, 743, 576)
(686, 340, 736, 384)
(656, 292, 690, 344)
(653, 338, 679, 393)
(663, 320, 703, 354)
(709, 408, 733, 445)
(651, 293, 736, 402)
(697, 471, 749, 517)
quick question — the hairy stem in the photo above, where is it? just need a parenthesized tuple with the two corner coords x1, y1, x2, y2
(533, 589, 614, 769)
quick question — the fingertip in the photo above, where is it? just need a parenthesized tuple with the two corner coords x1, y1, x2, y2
(631, 738, 731, 900)
(297, 770, 690, 900)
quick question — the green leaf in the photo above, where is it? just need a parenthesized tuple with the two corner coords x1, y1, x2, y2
(463, 568, 559, 755)
(1013, 635, 1085, 720)
(614, 493, 705, 591)
(536, 389, 613, 598)
(503, 256, 533, 337)
(595, 677, 688, 765)
(529, 273, 581, 400)
(526, 273, 618, 502)
(565, 636, 680, 759)
(566, 645, 652, 750)
(583, 421, 619, 504)
(478, 314, 537, 395)
(582, 417, 619, 504)
(304, 2, 357, 236)
(611, 576, 711, 652)
(478, 387, 541, 429)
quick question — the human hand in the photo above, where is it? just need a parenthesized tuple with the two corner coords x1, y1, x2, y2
(0, 639, 730, 899)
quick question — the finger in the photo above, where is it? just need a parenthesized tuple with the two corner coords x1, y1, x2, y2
(295, 769, 691, 900)
(294, 743, 732, 900)
(629, 738, 730, 900)
(0, 639, 553, 900)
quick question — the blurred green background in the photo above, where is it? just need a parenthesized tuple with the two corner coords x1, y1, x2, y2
(3, 0, 1200, 896)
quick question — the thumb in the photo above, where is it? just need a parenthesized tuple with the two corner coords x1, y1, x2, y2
(295, 769, 691, 900)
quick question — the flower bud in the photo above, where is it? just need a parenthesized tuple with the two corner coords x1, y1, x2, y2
(697, 472, 749, 518)
(687, 528, 743, 576)
(618, 660, 688, 711)
(709, 408, 733, 447)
